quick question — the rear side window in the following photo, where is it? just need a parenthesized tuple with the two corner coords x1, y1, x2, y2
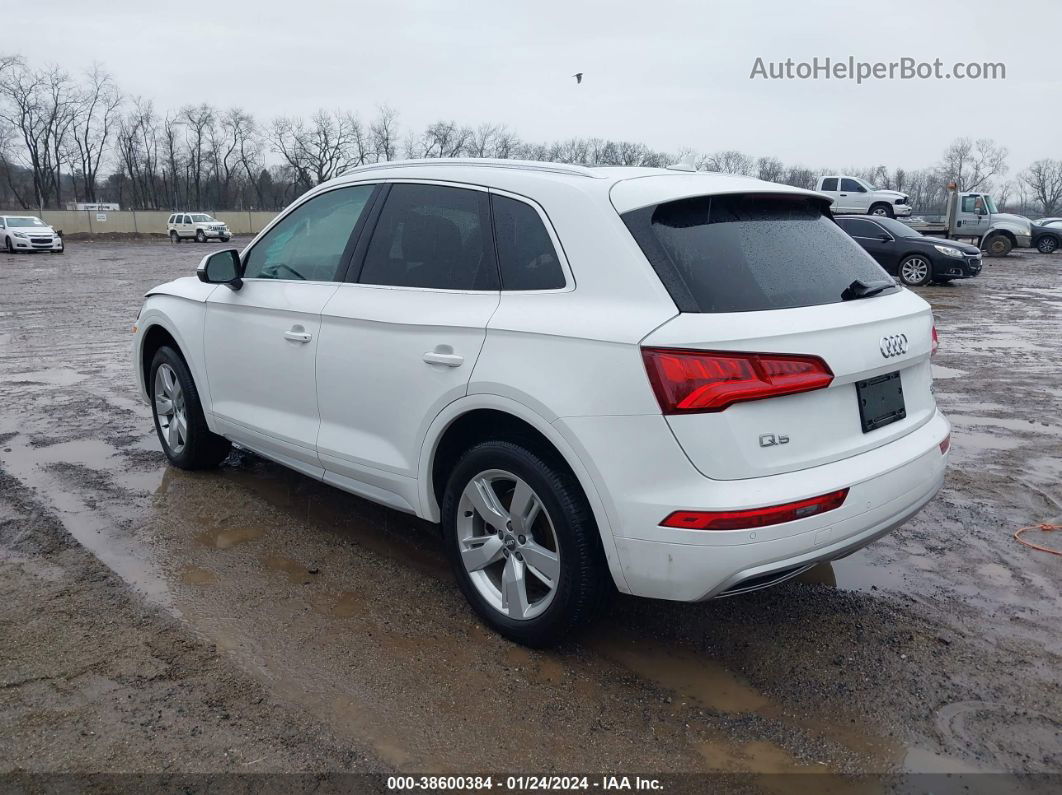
(820, 178, 838, 191)
(491, 195, 565, 290)
(622, 194, 892, 313)
(359, 184, 497, 290)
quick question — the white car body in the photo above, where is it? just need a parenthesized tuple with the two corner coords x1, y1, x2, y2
(167, 213, 230, 242)
(134, 159, 948, 617)
(0, 215, 64, 252)
(816, 175, 912, 218)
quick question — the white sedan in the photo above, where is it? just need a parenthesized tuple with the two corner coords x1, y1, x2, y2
(133, 159, 949, 646)
(1, 215, 64, 253)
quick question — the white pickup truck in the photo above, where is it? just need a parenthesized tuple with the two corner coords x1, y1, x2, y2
(815, 175, 912, 218)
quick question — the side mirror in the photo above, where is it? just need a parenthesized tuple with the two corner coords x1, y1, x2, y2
(880, 234, 892, 242)
(197, 248, 242, 290)
(974, 206, 985, 216)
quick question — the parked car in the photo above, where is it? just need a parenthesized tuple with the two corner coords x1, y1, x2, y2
(167, 213, 230, 243)
(133, 160, 950, 646)
(0, 215, 64, 254)
(815, 175, 912, 218)
(835, 215, 982, 286)
(1031, 221, 1061, 254)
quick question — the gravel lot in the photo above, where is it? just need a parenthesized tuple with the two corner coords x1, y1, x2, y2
(1, 238, 1059, 780)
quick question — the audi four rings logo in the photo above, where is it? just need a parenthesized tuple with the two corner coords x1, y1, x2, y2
(880, 333, 909, 358)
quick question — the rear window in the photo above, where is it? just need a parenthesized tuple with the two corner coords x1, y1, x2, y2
(622, 194, 893, 313)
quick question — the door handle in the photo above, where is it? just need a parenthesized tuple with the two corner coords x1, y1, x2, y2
(423, 350, 464, 367)
(284, 327, 312, 343)
(839, 193, 848, 196)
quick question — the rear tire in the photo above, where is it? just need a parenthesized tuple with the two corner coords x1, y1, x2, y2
(149, 346, 231, 470)
(983, 234, 1012, 257)
(442, 440, 610, 647)
(870, 203, 895, 218)
(170, 230, 180, 244)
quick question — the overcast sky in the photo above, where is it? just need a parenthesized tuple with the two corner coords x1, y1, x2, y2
(29, 0, 1060, 173)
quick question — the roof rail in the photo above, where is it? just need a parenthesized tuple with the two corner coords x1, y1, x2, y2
(340, 158, 601, 179)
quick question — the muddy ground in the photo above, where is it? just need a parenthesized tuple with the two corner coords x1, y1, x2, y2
(0, 239, 1059, 783)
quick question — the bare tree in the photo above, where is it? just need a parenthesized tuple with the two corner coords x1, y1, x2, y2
(937, 137, 1008, 192)
(68, 64, 121, 203)
(369, 105, 399, 162)
(1018, 159, 1062, 215)
(181, 103, 215, 209)
(757, 156, 785, 183)
(271, 110, 366, 188)
(704, 150, 755, 175)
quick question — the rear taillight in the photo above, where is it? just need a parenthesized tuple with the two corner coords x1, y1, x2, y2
(931, 325, 939, 356)
(939, 433, 950, 454)
(641, 348, 833, 414)
(661, 489, 849, 531)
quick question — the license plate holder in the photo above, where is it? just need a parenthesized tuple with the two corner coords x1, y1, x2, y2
(856, 371, 906, 433)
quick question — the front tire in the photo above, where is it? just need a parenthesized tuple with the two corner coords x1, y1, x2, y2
(442, 440, 610, 647)
(220, 236, 230, 243)
(4, 236, 13, 254)
(1037, 235, 1058, 254)
(983, 234, 1013, 257)
(870, 203, 895, 218)
(195, 229, 206, 243)
(149, 346, 231, 470)
(898, 254, 933, 286)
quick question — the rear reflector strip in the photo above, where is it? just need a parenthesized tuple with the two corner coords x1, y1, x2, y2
(642, 348, 833, 414)
(661, 488, 850, 531)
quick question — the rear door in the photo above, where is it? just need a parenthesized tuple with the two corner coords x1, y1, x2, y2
(204, 184, 377, 473)
(621, 189, 935, 480)
(315, 182, 499, 490)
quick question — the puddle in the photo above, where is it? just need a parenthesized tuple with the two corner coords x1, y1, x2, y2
(179, 566, 218, 585)
(948, 414, 1062, 436)
(194, 524, 265, 549)
(261, 554, 314, 584)
(6, 368, 88, 386)
(952, 431, 1020, 452)
(931, 365, 966, 380)
(698, 737, 824, 773)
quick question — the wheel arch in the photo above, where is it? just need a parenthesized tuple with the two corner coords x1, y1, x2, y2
(418, 395, 630, 593)
(135, 304, 214, 419)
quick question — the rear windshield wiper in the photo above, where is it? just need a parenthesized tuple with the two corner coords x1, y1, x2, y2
(842, 279, 896, 301)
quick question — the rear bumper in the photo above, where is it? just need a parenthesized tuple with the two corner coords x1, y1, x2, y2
(555, 409, 949, 601)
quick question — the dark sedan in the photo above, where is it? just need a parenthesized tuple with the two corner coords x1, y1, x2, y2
(835, 215, 982, 286)
(1031, 222, 1061, 254)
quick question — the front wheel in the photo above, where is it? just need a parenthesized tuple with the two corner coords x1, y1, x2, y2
(870, 203, 895, 218)
(220, 236, 230, 243)
(1037, 236, 1058, 254)
(195, 229, 206, 243)
(898, 254, 932, 286)
(442, 440, 610, 647)
(5, 236, 13, 253)
(149, 346, 231, 469)
(983, 234, 1013, 257)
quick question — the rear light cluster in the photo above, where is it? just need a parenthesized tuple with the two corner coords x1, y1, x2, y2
(661, 488, 850, 531)
(939, 433, 950, 454)
(642, 348, 834, 414)
(931, 325, 939, 356)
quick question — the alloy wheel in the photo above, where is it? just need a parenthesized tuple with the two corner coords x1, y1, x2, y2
(901, 257, 929, 285)
(872, 206, 889, 216)
(1038, 238, 1057, 254)
(456, 469, 560, 621)
(154, 363, 188, 454)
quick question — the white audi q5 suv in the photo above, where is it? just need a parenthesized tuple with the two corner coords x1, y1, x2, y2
(133, 159, 950, 646)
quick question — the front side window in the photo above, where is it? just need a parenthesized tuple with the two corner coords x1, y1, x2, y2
(820, 177, 838, 191)
(623, 193, 893, 313)
(491, 195, 565, 290)
(358, 183, 496, 290)
(838, 218, 882, 238)
(243, 185, 375, 281)
(840, 178, 865, 193)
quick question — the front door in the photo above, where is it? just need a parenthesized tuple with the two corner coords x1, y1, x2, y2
(315, 182, 500, 503)
(955, 193, 987, 239)
(204, 184, 378, 473)
(840, 178, 870, 213)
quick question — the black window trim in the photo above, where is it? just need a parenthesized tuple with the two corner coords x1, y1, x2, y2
(839, 217, 891, 241)
(239, 181, 384, 284)
(344, 178, 500, 293)
(487, 187, 574, 293)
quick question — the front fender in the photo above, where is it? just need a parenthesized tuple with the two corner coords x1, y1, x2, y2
(416, 393, 632, 595)
(134, 296, 213, 422)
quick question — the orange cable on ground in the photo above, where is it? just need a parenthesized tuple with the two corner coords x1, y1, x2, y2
(1014, 523, 1062, 556)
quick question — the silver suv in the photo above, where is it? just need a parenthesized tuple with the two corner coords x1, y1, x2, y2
(167, 213, 230, 243)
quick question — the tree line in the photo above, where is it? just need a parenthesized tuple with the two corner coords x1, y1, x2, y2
(2, 54, 1061, 217)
